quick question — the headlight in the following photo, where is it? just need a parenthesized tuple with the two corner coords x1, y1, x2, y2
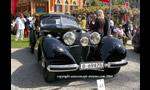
(63, 32, 76, 45)
(80, 37, 89, 47)
(90, 32, 101, 44)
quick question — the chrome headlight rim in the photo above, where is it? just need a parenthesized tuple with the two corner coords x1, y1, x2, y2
(63, 32, 76, 45)
(80, 37, 89, 47)
(90, 32, 101, 45)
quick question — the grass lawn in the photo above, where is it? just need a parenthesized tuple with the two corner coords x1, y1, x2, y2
(125, 44, 132, 47)
(11, 34, 30, 48)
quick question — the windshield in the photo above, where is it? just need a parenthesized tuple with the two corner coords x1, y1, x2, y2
(41, 16, 61, 26)
(61, 17, 78, 27)
(40, 16, 79, 27)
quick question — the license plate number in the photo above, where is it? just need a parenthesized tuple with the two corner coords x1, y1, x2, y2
(80, 62, 104, 70)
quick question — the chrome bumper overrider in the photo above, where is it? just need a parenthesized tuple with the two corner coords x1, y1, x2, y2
(47, 60, 128, 72)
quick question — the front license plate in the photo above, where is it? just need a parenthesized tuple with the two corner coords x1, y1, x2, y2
(80, 62, 104, 70)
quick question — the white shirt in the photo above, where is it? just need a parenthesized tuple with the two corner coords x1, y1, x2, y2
(114, 28, 124, 36)
(27, 17, 33, 22)
(113, 28, 118, 32)
(30, 18, 36, 28)
(11, 22, 15, 31)
(11, 22, 15, 27)
(110, 20, 114, 27)
(27, 17, 34, 28)
(15, 17, 26, 30)
(130, 24, 133, 30)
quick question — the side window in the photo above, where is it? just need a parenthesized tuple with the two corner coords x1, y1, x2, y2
(61, 17, 78, 27)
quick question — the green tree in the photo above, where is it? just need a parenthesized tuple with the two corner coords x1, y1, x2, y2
(111, 0, 140, 9)
(91, 0, 98, 6)
(71, 4, 140, 25)
(87, 3, 91, 7)
(91, 0, 103, 6)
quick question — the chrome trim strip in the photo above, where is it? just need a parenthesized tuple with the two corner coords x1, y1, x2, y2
(66, 45, 80, 48)
(47, 64, 79, 72)
(104, 60, 128, 68)
(66, 45, 98, 48)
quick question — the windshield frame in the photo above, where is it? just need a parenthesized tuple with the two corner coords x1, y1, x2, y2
(40, 15, 79, 28)
(40, 16, 62, 27)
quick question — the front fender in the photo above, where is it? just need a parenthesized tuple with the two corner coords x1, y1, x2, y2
(101, 36, 126, 62)
(40, 37, 76, 65)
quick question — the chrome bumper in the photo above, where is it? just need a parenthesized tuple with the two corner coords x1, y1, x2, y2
(47, 64, 79, 72)
(104, 60, 128, 68)
(47, 60, 128, 72)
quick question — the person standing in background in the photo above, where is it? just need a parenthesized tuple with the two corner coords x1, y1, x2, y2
(83, 13, 89, 30)
(131, 25, 137, 36)
(35, 15, 40, 31)
(128, 21, 133, 38)
(24, 14, 30, 38)
(114, 24, 128, 45)
(26, 13, 33, 28)
(129, 21, 133, 31)
(80, 16, 86, 29)
(110, 18, 114, 34)
(113, 24, 119, 37)
(89, 14, 100, 32)
(122, 20, 131, 39)
(11, 19, 15, 34)
(30, 15, 36, 29)
(15, 13, 26, 41)
(97, 9, 109, 36)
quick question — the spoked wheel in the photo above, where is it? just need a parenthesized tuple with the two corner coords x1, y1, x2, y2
(41, 55, 56, 82)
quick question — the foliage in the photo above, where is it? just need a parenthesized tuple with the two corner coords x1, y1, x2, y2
(71, 4, 140, 25)
(130, 8, 140, 25)
(11, 14, 17, 20)
(87, 3, 91, 7)
(91, 0, 99, 6)
(111, 0, 140, 9)
(33, 12, 49, 16)
(89, 0, 140, 9)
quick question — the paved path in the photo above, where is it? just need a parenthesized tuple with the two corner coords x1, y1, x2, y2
(11, 46, 140, 90)
(127, 40, 132, 45)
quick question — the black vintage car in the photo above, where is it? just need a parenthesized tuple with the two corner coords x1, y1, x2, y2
(29, 14, 128, 82)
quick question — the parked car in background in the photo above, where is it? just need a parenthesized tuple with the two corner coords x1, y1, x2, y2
(132, 25, 140, 53)
(29, 14, 128, 82)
